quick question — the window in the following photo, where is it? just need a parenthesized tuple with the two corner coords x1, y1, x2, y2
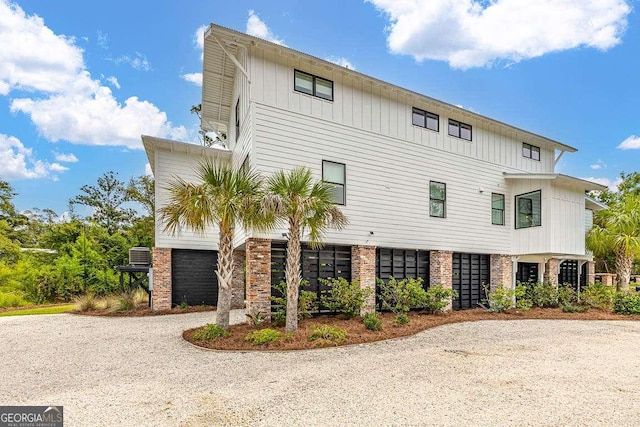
(235, 99, 240, 142)
(515, 190, 541, 229)
(412, 107, 439, 132)
(522, 143, 540, 161)
(294, 70, 334, 101)
(429, 181, 446, 218)
(322, 160, 345, 205)
(448, 119, 472, 141)
(491, 193, 505, 225)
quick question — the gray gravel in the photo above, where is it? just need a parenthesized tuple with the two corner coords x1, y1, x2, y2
(1, 311, 640, 426)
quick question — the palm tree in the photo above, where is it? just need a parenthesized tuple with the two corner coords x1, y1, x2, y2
(587, 193, 640, 292)
(266, 167, 348, 333)
(159, 159, 271, 328)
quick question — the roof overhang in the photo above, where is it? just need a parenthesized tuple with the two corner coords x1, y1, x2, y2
(585, 195, 608, 211)
(503, 173, 607, 192)
(142, 135, 232, 175)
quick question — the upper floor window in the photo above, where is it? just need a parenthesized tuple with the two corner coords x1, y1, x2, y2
(412, 107, 439, 132)
(235, 99, 240, 142)
(448, 119, 472, 141)
(294, 70, 333, 101)
(430, 181, 446, 218)
(492, 193, 505, 225)
(322, 160, 345, 205)
(515, 190, 541, 229)
(522, 143, 540, 161)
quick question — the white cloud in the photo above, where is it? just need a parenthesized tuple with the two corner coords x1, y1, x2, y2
(144, 162, 152, 176)
(106, 76, 120, 89)
(0, 134, 67, 180)
(246, 10, 285, 45)
(194, 25, 207, 60)
(590, 159, 606, 170)
(96, 30, 108, 49)
(325, 56, 356, 70)
(617, 135, 640, 150)
(0, 0, 84, 93)
(53, 152, 78, 163)
(181, 72, 203, 86)
(114, 52, 151, 71)
(367, 0, 631, 68)
(1, 0, 186, 150)
(580, 176, 623, 192)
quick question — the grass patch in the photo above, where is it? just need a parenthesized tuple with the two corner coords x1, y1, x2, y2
(0, 304, 75, 317)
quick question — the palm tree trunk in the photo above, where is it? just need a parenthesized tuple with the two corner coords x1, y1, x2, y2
(615, 251, 633, 292)
(215, 229, 234, 329)
(285, 217, 301, 333)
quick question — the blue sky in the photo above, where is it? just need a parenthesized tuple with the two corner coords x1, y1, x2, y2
(1, 0, 638, 215)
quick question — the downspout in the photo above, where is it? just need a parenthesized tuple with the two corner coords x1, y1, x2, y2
(511, 256, 520, 305)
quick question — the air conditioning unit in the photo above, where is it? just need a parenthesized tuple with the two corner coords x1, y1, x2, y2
(129, 247, 151, 266)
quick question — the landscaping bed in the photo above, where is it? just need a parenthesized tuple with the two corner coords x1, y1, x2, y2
(183, 307, 640, 351)
(73, 304, 216, 317)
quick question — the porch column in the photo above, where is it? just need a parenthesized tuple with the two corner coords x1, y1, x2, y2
(490, 254, 513, 291)
(231, 249, 246, 309)
(586, 261, 596, 285)
(151, 247, 172, 310)
(245, 238, 272, 319)
(430, 250, 453, 310)
(352, 245, 376, 315)
(544, 258, 560, 285)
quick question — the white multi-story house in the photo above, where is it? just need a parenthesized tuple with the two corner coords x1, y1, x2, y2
(143, 24, 605, 312)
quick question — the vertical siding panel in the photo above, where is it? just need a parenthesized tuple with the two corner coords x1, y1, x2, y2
(380, 89, 389, 135)
(352, 79, 362, 129)
(371, 85, 381, 134)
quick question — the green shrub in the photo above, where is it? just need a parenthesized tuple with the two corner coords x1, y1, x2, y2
(562, 304, 589, 313)
(75, 293, 97, 312)
(423, 284, 457, 314)
(308, 325, 347, 344)
(394, 313, 410, 325)
(246, 311, 268, 328)
(244, 328, 281, 345)
(117, 291, 136, 311)
(362, 312, 383, 331)
(557, 284, 577, 307)
(515, 284, 532, 311)
(483, 284, 514, 313)
(377, 277, 428, 314)
(581, 282, 615, 310)
(320, 277, 372, 319)
(0, 292, 29, 308)
(193, 323, 231, 341)
(525, 282, 559, 308)
(613, 292, 640, 315)
(271, 280, 317, 326)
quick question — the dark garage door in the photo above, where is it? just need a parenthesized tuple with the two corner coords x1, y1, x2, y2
(271, 242, 351, 311)
(516, 262, 539, 284)
(171, 249, 218, 306)
(558, 260, 579, 289)
(452, 253, 490, 310)
(376, 248, 430, 310)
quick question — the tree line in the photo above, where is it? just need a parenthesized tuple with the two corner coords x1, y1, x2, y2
(0, 172, 154, 307)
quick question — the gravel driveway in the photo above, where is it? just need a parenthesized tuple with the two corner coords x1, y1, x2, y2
(1, 311, 640, 426)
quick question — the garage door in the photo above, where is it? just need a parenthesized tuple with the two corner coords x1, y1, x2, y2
(171, 249, 218, 307)
(271, 242, 351, 312)
(452, 253, 490, 310)
(558, 260, 579, 289)
(376, 248, 430, 310)
(516, 262, 539, 284)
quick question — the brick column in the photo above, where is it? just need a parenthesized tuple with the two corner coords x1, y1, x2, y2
(352, 245, 376, 315)
(245, 238, 271, 319)
(586, 261, 596, 285)
(152, 247, 172, 310)
(490, 254, 513, 291)
(430, 250, 453, 310)
(544, 258, 560, 285)
(231, 250, 246, 309)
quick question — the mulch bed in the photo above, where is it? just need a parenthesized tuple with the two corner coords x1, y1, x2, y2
(183, 308, 640, 351)
(72, 304, 217, 317)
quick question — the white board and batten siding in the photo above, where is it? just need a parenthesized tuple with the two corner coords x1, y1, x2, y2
(154, 149, 220, 250)
(248, 45, 556, 174)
